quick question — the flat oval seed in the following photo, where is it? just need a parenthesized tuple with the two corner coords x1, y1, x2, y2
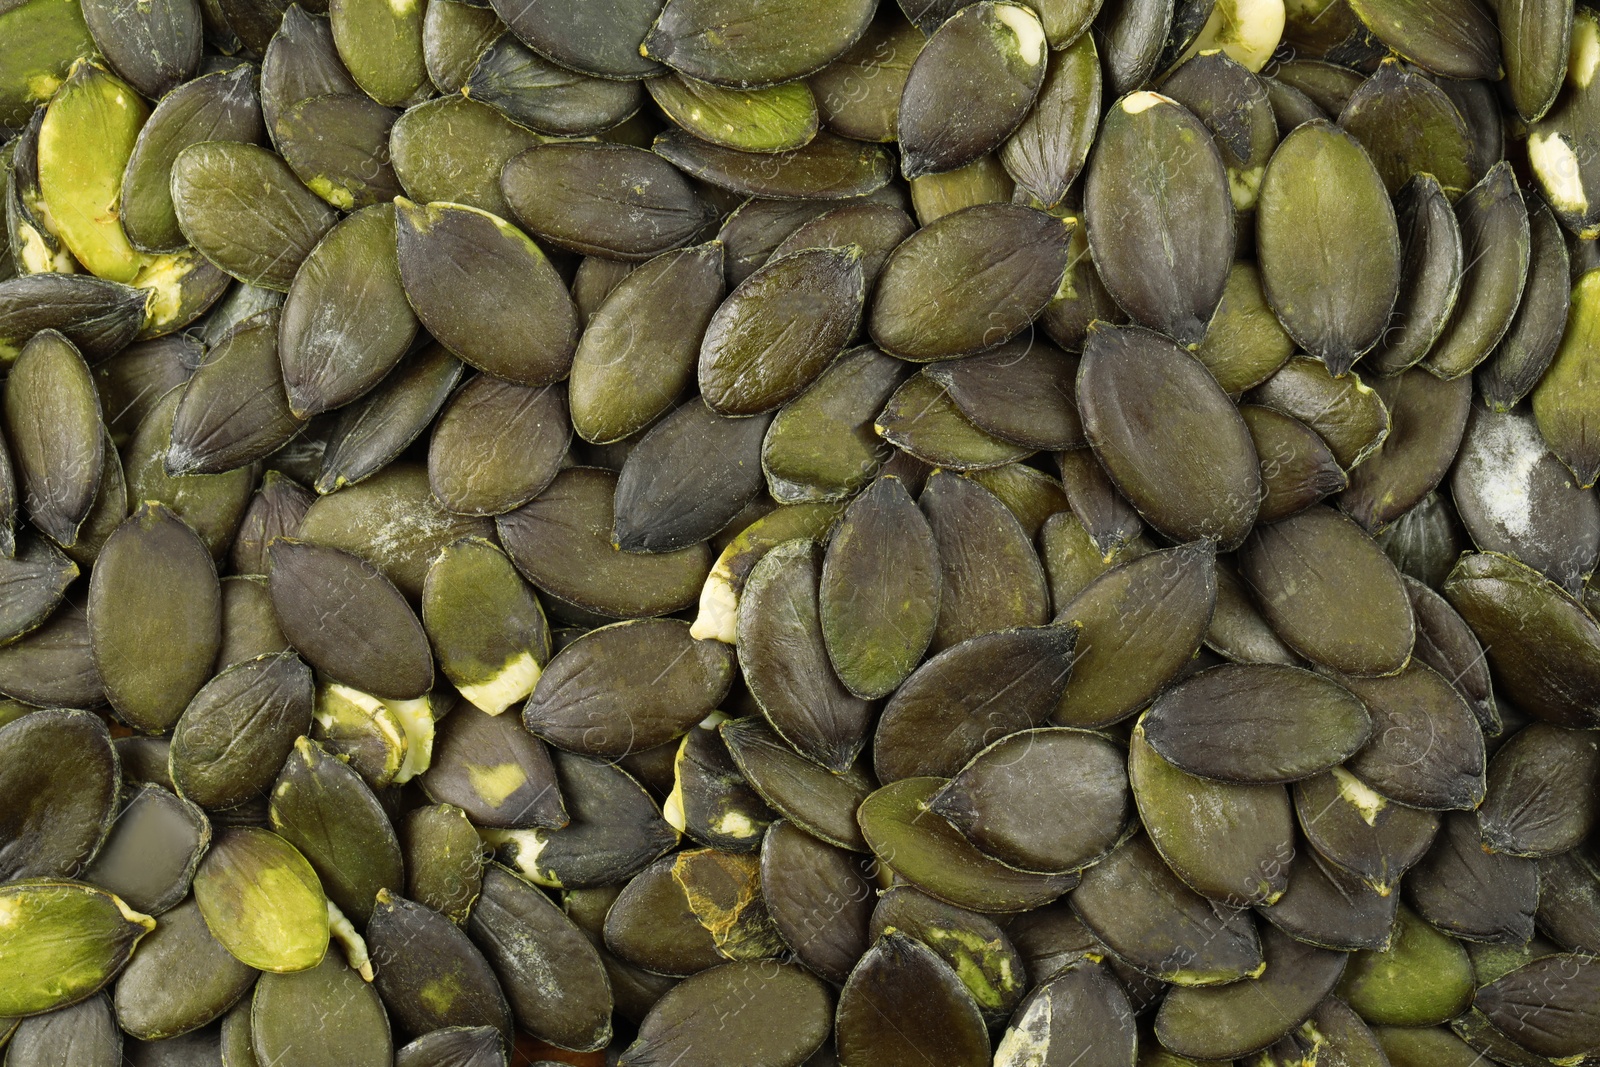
(500, 142, 715, 260)
(758, 820, 873, 983)
(1338, 367, 1471, 534)
(1052, 541, 1216, 728)
(667, 722, 774, 852)
(698, 246, 865, 416)
(1443, 551, 1600, 729)
(0, 708, 118, 881)
(524, 618, 735, 758)
(89, 503, 220, 733)
(111, 898, 253, 1041)
(0, 881, 153, 1018)
(1480, 197, 1573, 411)
(168, 310, 300, 475)
(1094, 0, 1175, 95)
(612, 399, 770, 551)
(1533, 269, 1600, 488)
(466, 33, 643, 135)
(1070, 834, 1264, 986)
(1473, 954, 1600, 1062)
(466, 864, 614, 1051)
(809, 13, 924, 142)
(930, 727, 1129, 874)
(898, 2, 1048, 178)
(8, 994, 121, 1067)
(1362, 175, 1464, 376)
(120, 66, 263, 255)
(396, 1026, 505, 1067)
(866, 886, 1027, 1020)
(0, 274, 149, 369)
(569, 242, 724, 446)
(1404, 811, 1537, 943)
(1422, 162, 1531, 380)
(1129, 723, 1294, 906)
(1479, 724, 1600, 857)
(81, 785, 209, 918)
(923, 339, 1083, 451)
(171, 141, 339, 292)
(267, 538, 434, 700)
(738, 540, 871, 772)
(318, 343, 464, 494)
(368, 890, 513, 1042)
(1247, 356, 1391, 470)
(818, 474, 940, 699)
(261, 5, 362, 137)
(0, 596, 104, 709)
(250, 952, 392, 1067)
(1243, 405, 1347, 522)
(1526, 9, 1600, 238)
(169, 652, 313, 810)
(423, 537, 550, 716)
(835, 933, 990, 1067)
(869, 203, 1072, 361)
(999, 32, 1100, 208)
(1340, 662, 1487, 811)
(1080, 323, 1261, 547)
(389, 95, 540, 219)
(1344, 0, 1500, 79)
(876, 373, 1035, 470)
(858, 777, 1078, 913)
(192, 827, 328, 973)
(1258, 849, 1399, 953)
(761, 346, 911, 502)
(429, 375, 569, 517)
(274, 93, 403, 212)
(394, 198, 578, 387)
(921, 470, 1050, 649)
(1085, 91, 1235, 346)
(329, 0, 427, 106)
(643, 0, 875, 88)
(1295, 768, 1439, 893)
(1256, 120, 1401, 375)
(1144, 663, 1373, 783)
(498, 467, 711, 619)
(721, 715, 874, 852)
(3, 330, 103, 548)
(993, 961, 1136, 1067)
(0, 534, 78, 647)
(653, 128, 895, 200)
(424, 1, 505, 95)
(278, 203, 419, 418)
(1337, 904, 1473, 1026)
(1337, 60, 1474, 199)
(421, 701, 566, 829)
(402, 804, 487, 924)
(1239, 504, 1414, 676)
(622, 960, 830, 1067)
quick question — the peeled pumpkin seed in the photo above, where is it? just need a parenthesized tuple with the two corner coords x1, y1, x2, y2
(654, 127, 896, 200)
(1241, 404, 1346, 522)
(2, 329, 103, 547)
(1247, 355, 1391, 470)
(467, 32, 640, 135)
(1160, 49, 1279, 216)
(8, 994, 122, 1067)
(1339, 366, 1471, 534)
(250, 952, 392, 1067)
(0, 536, 76, 650)
(0, 708, 118, 882)
(428, 375, 568, 518)
(388, 96, 540, 220)
(402, 804, 486, 925)
(925, 339, 1082, 451)
(642, 0, 875, 89)
(424, 1, 504, 95)
(1190, 264, 1294, 395)
(1255, 119, 1401, 376)
(394, 199, 578, 388)
(908, 154, 1015, 223)
(192, 826, 328, 973)
(110, 897, 253, 1041)
(422, 538, 549, 716)
(1084, 91, 1234, 347)
(1362, 175, 1464, 376)
(421, 701, 565, 830)
(808, 11, 923, 142)
(1479, 723, 1600, 857)
(1533, 268, 1600, 488)
(622, 960, 830, 1067)
(1051, 449, 1145, 568)
(993, 961, 1136, 1067)
(647, 74, 816, 153)
(1343, 0, 1500, 80)
(1336, 903, 1473, 1026)
(760, 345, 909, 502)
(0, 880, 154, 1018)
(1295, 768, 1439, 893)
(876, 372, 1035, 470)
(690, 501, 841, 644)
(1526, 8, 1600, 239)
(81, 785, 209, 918)
(273, 92, 402, 212)
(1259, 848, 1399, 952)
(1340, 662, 1487, 811)
(0, 596, 106, 709)
(368, 889, 512, 1042)
(327, 0, 426, 106)
(835, 933, 990, 1067)
(1405, 809, 1537, 943)
(1337, 60, 1474, 200)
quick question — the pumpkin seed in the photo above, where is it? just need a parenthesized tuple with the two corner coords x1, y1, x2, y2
(1247, 356, 1391, 470)
(1479, 723, 1600, 857)
(1337, 59, 1474, 199)
(1343, 0, 1500, 79)
(643, 0, 875, 88)
(623, 960, 830, 1067)
(0, 708, 119, 882)
(1339, 367, 1472, 534)
(1473, 953, 1600, 1062)
(111, 897, 253, 1041)
(318, 343, 463, 494)
(1405, 810, 1537, 943)
(758, 819, 873, 982)
(1296, 768, 1438, 894)
(467, 32, 641, 135)
(1533, 269, 1600, 488)
(0, 881, 154, 1018)
(424, 0, 504, 94)
(3, 329, 103, 547)
(1335, 903, 1472, 1026)
(250, 951, 392, 1067)
(809, 10, 923, 142)
(654, 127, 896, 200)
(389, 96, 541, 220)
(83, 785, 210, 919)
(7, 993, 122, 1067)
(720, 714, 875, 851)
(1259, 847, 1400, 952)
(834, 933, 991, 1067)
(192, 826, 328, 973)
(1361, 175, 1464, 376)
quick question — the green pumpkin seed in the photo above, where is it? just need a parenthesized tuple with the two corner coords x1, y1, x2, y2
(3, 329, 102, 547)
(0, 596, 105, 708)
(665, 716, 773, 851)
(120, 66, 263, 255)
(1443, 551, 1600, 729)
(309, 680, 415, 788)
(921, 470, 1049, 649)
(647, 74, 816, 153)
(318, 343, 462, 493)
(868, 885, 1028, 1020)
(466, 32, 640, 135)
(808, 11, 923, 142)
(1052, 541, 1216, 727)
(88, 503, 221, 733)
(569, 242, 722, 445)
(274, 93, 402, 212)
(834, 933, 989, 1067)
(1481, 197, 1573, 411)
(1259, 848, 1399, 952)
(1341, 368, 1472, 534)
(389, 96, 542, 220)
(769, 200, 916, 288)
(1479, 724, 1600, 857)
(1364, 185, 1464, 377)
(465, 864, 614, 1050)
(1451, 405, 1599, 591)
(1241, 405, 1345, 523)
(402, 804, 486, 924)
(501, 142, 714, 261)
(192, 826, 329, 973)
(757, 819, 872, 982)
(1527, 11, 1600, 237)
(1376, 495, 1471, 590)
(1336, 903, 1472, 1026)
(1129, 722, 1293, 904)
(228, 471, 311, 576)
(1273, 57, 1364, 115)
(110, 897, 253, 1042)
(1339, 662, 1485, 811)
(1372, 1023, 1494, 1067)
(0, 0, 95, 128)
(1095, 0, 1174, 94)
(328, 0, 426, 105)
(394, 199, 577, 387)
(268, 538, 433, 700)
(95, 335, 201, 446)
(622, 960, 829, 1067)
(759, 346, 907, 502)
(699, 245, 864, 416)
(82, 785, 209, 918)
(1144, 662, 1372, 782)
(0, 534, 78, 646)
(421, 538, 549, 715)
(1069, 833, 1263, 985)
(487, 0, 662, 79)
(924, 340, 1081, 452)
(168, 310, 301, 475)
(250, 951, 392, 1067)
(427, 375, 568, 517)
(997, 33, 1099, 207)
(1533, 269, 1600, 488)
(260, 5, 361, 137)
(1295, 768, 1439, 893)
(715, 197, 836, 285)
(643, 0, 875, 88)
(816, 474, 940, 699)
(1344, 0, 1499, 78)
(170, 652, 312, 811)
(0, 880, 154, 1018)
(497, 467, 711, 619)
(689, 501, 839, 642)
(995, 961, 1139, 1065)
(1423, 162, 1531, 380)
(369, 890, 512, 1041)
(1338, 60, 1473, 199)
(1155, 924, 1349, 1060)
(1473, 953, 1600, 1062)
(1240, 504, 1414, 676)
(0, 709, 118, 882)
(0, 274, 149, 369)
(1250, 993, 1391, 1067)
(396, 1027, 505, 1067)
(423, 0, 504, 94)
(720, 714, 874, 851)
(1205, 555, 1299, 665)
(1532, 856, 1600, 959)
(909, 154, 1016, 223)
(1039, 215, 1125, 356)
(1256, 120, 1400, 375)
(875, 373, 1035, 471)
(7, 993, 122, 1067)
(653, 128, 895, 200)
(870, 203, 1072, 360)
(1405, 810, 1537, 943)
(171, 141, 339, 292)
(1499, 0, 1570, 124)
(1054, 448, 1144, 563)
(1247, 355, 1390, 470)
(1405, 574, 1498, 732)
(483, 750, 677, 889)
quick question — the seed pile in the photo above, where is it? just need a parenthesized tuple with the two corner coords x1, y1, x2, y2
(1, 0, 1599, 1062)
